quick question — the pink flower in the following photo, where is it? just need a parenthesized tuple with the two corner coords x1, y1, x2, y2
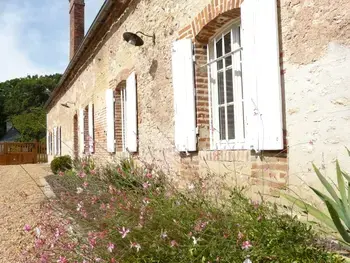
(35, 238, 44, 248)
(145, 173, 152, 179)
(89, 237, 97, 248)
(90, 169, 97, 175)
(242, 240, 252, 250)
(119, 227, 130, 238)
(58, 171, 65, 177)
(251, 201, 259, 209)
(83, 181, 89, 188)
(107, 242, 115, 253)
(130, 242, 141, 252)
(57, 256, 67, 263)
(170, 240, 179, 247)
(23, 224, 31, 232)
(78, 171, 86, 178)
(143, 182, 151, 189)
(40, 253, 49, 263)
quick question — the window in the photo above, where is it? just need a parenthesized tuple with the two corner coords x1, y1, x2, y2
(115, 87, 127, 152)
(208, 24, 245, 150)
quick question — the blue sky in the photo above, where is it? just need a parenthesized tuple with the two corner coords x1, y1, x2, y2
(0, 0, 104, 82)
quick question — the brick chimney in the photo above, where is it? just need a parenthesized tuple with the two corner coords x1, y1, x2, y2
(69, 0, 85, 60)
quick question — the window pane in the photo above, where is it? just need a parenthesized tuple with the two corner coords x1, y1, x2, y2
(226, 69, 233, 103)
(224, 33, 232, 66)
(227, 105, 235, 140)
(219, 106, 226, 140)
(217, 71, 225, 105)
(216, 39, 223, 70)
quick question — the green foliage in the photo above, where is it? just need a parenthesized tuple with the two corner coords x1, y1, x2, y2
(50, 155, 73, 174)
(0, 74, 61, 141)
(11, 107, 46, 142)
(283, 150, 350, 246)
(45, 159, 343, 263)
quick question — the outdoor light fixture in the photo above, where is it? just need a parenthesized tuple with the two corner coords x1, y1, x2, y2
(123, 31, 155, 46)
(60, 102, 75, 108)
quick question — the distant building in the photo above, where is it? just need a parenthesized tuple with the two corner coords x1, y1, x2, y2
(0, 121, 20, 142)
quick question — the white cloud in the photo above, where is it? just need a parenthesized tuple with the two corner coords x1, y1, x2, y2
(0, 6, 47, 82)
(0, 0, 104, 82)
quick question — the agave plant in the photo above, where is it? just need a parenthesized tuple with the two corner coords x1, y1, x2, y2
(283, 148, 350, 244)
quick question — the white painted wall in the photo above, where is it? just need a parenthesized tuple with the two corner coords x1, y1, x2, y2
(285, 43, 350, 200)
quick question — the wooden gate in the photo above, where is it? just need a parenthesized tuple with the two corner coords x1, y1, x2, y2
(0, 142, 47, 165)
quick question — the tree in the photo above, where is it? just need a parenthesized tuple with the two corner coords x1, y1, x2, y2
(11, 107, 46, 142)
(0, 74, 62, 141)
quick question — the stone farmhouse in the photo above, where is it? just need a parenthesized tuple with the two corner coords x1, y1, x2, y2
(45, 0, 350, 199)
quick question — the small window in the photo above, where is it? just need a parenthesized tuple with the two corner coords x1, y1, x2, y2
(208, 24, 245, 150)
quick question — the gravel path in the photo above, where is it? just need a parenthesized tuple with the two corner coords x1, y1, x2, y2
(0, 164, 53, 263)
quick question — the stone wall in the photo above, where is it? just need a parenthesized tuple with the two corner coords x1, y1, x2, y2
(47, 0, 350, 201)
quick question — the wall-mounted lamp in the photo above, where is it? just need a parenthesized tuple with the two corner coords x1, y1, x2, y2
(60, 102, 76, 108)
(123, 31, 156, 46)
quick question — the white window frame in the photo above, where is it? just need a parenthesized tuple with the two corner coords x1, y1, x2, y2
(208, 21, 247, 150)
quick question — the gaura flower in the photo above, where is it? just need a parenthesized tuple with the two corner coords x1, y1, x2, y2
(57, 256, 67, 263)
(78, 171, 86, 178)
(83, 181, 89, 188)
(160, 230, 168, 239)
(142, 182, 151, 189)
(77, 202, 83, 211)
(76, 187, 83, 194)
(58, 171, 65, 177)
(130, 242, 141, 252)
(107, 242, 115, 253)
(170, 240, 179, 247)
(119, 227, 130, 238)
(242, 240, 252, 250)
(192, 236, 200, 245)
(23, 224, 31, 232)
(35, 227, 41, 238)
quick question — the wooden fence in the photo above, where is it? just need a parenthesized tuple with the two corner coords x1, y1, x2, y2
(0, 142, 47, 165)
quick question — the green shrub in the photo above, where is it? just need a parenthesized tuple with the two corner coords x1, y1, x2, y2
(50, 155, 72, 174)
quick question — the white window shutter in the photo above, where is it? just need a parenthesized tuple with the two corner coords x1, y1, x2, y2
(79, 109, 85, 154)
(88, 103, 94, 153)
(126, 72, 138, 153)
(105, 89, 115, 153)
(46, 130, 50, 155)
(171, 39, 197, 152)
(57, 126, 61, 156)
(241, 0, 283, 151)
(53, 127, 57, 156)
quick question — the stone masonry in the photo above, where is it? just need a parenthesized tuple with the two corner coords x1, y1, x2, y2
(47, 0, 350, 201)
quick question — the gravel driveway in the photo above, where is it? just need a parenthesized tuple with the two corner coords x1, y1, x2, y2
(0, 164, 54, 263)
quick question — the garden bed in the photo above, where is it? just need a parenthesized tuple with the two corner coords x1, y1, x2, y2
(23, 158, 345, 262)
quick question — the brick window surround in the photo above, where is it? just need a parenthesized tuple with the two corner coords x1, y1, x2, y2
(178, 0, 243, 151)
(177, 0, 289, 193)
